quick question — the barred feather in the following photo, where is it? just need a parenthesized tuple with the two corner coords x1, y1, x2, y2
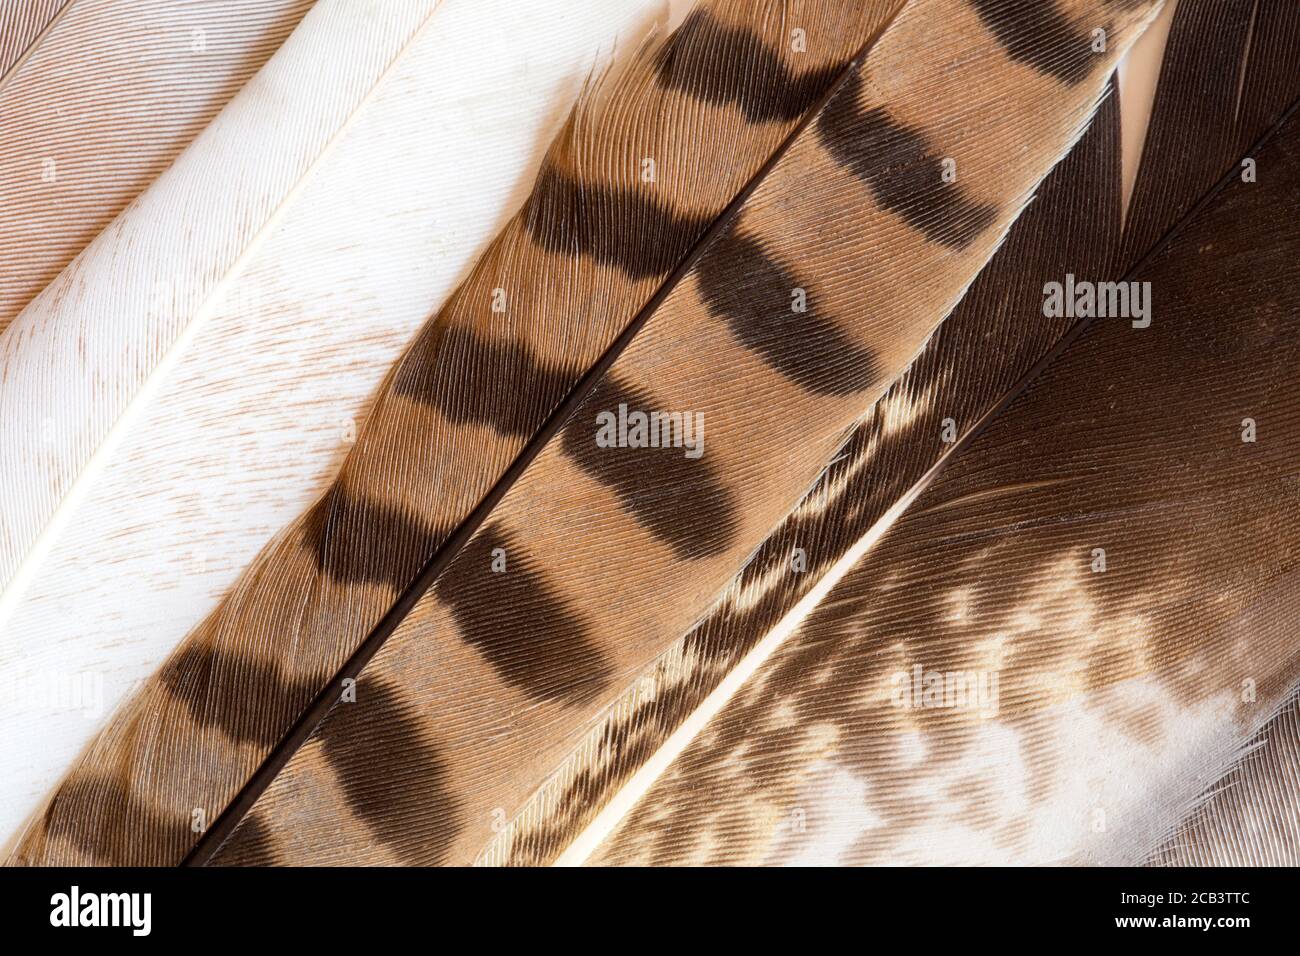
(487, 0, 1300, 867)
(566, 0, 1300, 866)
(0, 0, 669, 852)
(181, 0, 1164, 867)
(8, 0, 907, 866)
(486, 69, 1128, 867)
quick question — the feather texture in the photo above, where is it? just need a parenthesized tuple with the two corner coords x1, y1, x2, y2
(0, 0, 445, 632)
(560, 0, 1300, 865)
(0, 0, 65, 78)
(1147, 683, 1300, 866)
(0, 0, 316, 332)
(488, 69, 1128, 866)
(172, 0, 1166, 867)
(7, 0, 910, 866)
(0, 0, 668, 851)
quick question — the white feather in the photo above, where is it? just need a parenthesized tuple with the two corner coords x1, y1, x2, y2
(0, 0, 667, 850)
(0, 0, 316, 331)
(0, 0, 438, 627)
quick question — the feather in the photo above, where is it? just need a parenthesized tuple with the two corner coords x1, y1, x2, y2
(7, 0, 913, 866)
(545, 0, 1300, 865)
(491, 65, 1129, 867)
(0, 1, 65, 77)
(1147, 682, 1300, 866)
(0, 0, 669, 852)
(0, 0, 445, 631)
(0, 0, 316, 332)
(153, 0, 1169, 867)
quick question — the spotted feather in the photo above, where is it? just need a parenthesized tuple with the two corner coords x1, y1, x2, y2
(187, 0, 1164, 867)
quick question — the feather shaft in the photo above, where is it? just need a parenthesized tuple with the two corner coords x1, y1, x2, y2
(190, 0, 1164, 867)
(0, 0, 316, 332)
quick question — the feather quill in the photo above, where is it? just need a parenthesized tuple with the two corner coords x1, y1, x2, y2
(7, 0, 911, 866)
(0, 0, 447, 633)
(555, 0, 1300, 865)
(0, 0, 669, 851)
(166, 0, 1165, 867)
(0, 0, 316, 332)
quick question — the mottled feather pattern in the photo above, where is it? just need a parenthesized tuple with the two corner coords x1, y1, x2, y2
(200, 0, 1161, 867)
(489, 0, 1300, 867)
(581, 2, 1300, 866)
(8, 0, 905, 866)
(1148, 687, 1300, 867)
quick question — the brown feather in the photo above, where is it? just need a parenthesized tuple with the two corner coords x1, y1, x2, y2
(8, 0, 906, 867)
(576, 2, 1300, 865)
(190, 0, 1162, 867)
(485, 72, 1127, 866)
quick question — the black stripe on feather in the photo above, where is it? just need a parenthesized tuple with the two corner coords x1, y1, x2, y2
(433, 524, 613, 703)
(817, 73, 998, 248)
(655, 8, 849, 123)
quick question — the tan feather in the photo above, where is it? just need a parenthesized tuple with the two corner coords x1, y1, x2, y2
(9, 0, 908, 866)
(0, 0, 672, 852)
(171, 0, 1164, 866)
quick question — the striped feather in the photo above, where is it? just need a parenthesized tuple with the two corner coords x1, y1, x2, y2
(169, 0, 1165, 866)
(0, 0, 668, 852)
(0, 0, 315, 332)
(487, 0, 1300, 867)
(8, 0, 909, 867)
(0, 0, 65, 77)
(560, 0, 1300, 865)
(489, 66, 1129, 867)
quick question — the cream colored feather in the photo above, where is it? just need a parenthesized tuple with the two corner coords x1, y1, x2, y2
(0, 0, 670, 850)
(0, 1, 65, 77)
(0, 0, 316, 332)
(0, 0, 439, 628)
